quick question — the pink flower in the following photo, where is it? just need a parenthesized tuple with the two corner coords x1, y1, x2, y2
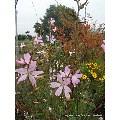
(46, 35, 56, 44)
(50, 66, 82, 99)
(101, 40, 105, 52)
(52, 26, 57, 32)
(50, 66, 71, 100)
(34, 36, 44, 46)
(50, 78, 71, 100)
(16, 53, 43, 87)
(71, 70, 82, 87)
(50, 18, 55, 26)
(16, 60, 44, 87)
(16, 53, 31, 65)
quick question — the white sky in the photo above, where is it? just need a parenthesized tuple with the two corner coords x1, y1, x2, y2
(16, 0, 105, 35)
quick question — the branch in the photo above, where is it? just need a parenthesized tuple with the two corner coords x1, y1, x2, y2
(79, 0, 88, 9)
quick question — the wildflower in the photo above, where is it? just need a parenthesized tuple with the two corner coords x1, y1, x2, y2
(46, 35, 56, 44)
(20, 42, 26, 50)
(43, 99, 47, 102)
(48, 107, 52, 112)
(52, 26, 57, 32)
(92, 72, 97, 78)
(49, 18, 55, 26)
(34, 36, 44, 46)
(36, 50, 46, 55)
(16, 53, 31, 65)
(94, 63, 97, 67)
(71, 70, 82, 87)
(101, 40, 105, 51)
(90, 70, 94, 74)
(69, 51, 75, 56)
(82, 75, 87, 80)
(50, 66, 71, 100)
(50, 81, 71, 100)
(16, 56, 44, 87)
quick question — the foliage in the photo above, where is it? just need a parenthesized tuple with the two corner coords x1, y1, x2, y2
(18, 34, 27, 41)
(18, 34, 32, 41)
(33, 22, 43, 36)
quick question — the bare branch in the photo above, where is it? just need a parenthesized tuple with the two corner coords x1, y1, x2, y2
(79, 0, 88, 9)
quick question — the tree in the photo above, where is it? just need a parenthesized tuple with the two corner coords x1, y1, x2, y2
(33, 22, 43, 36)
(18, 34, 27, 41)
(41, 5, 78, 36)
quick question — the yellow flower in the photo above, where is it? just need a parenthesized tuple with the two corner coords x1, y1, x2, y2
(90, 70, 93, 74)
(94, 63, 97, 67)
(82, 75, 87, 80)
(92, 72, 97, 78)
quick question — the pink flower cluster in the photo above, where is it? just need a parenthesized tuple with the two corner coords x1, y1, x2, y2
(101, 40, 105, 52)
(50, 66, 82, 100)
(16, 53, 44, 87)
(33, 36, 44, 46)
(49, 18, 57, 32)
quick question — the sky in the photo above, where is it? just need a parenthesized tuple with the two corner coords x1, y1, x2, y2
(16, 0, 105, 35)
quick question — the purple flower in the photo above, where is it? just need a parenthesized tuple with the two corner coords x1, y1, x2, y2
(50, 79, 71, 100)
(50, 66, 82, 99)
(71, 70, 82, 87)
(16, 55, 44, 87)
(16, 53, 31, 65)
(50, 66, 72, 100)
(34, 36, 44, 46)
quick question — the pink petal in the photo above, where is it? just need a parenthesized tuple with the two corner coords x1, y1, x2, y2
(50, 18, 55, 25)
(57, 73, 62, 82)
(16, 68, 27, 75)
(59, 71, 65, 77)
(24, 53, 31, 64)
(31, 71, 44, 77)
(34, 37, 38, 44)
(28, 61, 36, 72)
(17, 74, 28, 84)
(37, 36, 42, 40)
(16, 58, 25, 65)
(29, 74, 36, 87)
(52, 27, 57, 32)
(50, 82, 61, 88)
(75, 73, 83, 79)
(37, 39, 43, 43)
(64, 91, 70, 100)
(64, 86, 71, 99)
(64, 66, 70, 76)
(72, 76, 80, 86)
(63, 78, 71, 85)
(75, 70, 80, 74)
(64, 85, 71, 93)
(103, 40, 105, 44)
(101, 44, 105, 51)
(55, 86, 63, 96)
